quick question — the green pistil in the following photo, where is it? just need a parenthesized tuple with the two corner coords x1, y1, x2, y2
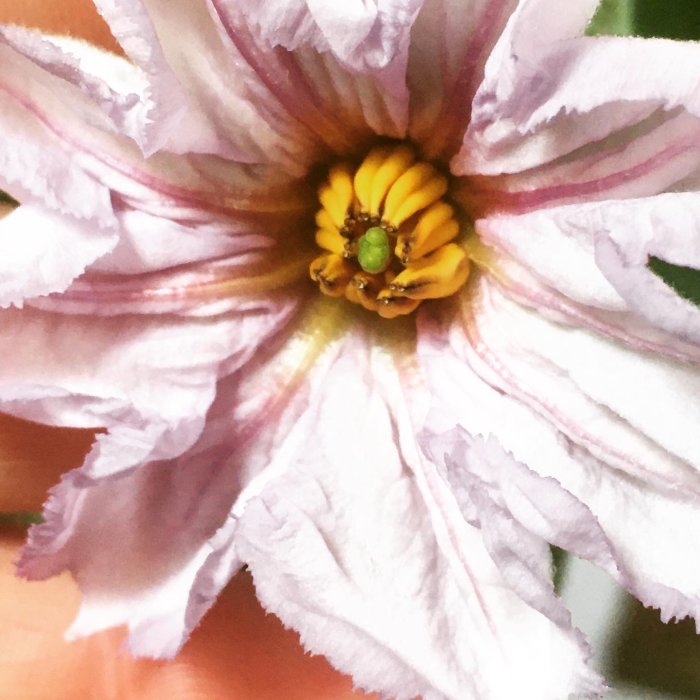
(358, 226, 390, 274)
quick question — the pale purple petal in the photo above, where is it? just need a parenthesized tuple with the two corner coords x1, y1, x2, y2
(476, 194, 700, 345)
(0, 206, 117, 307)
(408, 0, 517, 158)
(458, 17, 700, 209)
(20, 397, 249, 657)
(209, 0, 416, 148)
(95, 0, 333, 165)
(592, 194, 700, 345)
(0, 25, 147, 141)
(0, 303, 296, 477)
(422, 431, 621, 627)
(231, 0, 423, 74)
(234, 328, 601, 700)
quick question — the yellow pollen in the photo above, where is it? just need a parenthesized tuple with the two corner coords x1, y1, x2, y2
(309, 144, 470, 318)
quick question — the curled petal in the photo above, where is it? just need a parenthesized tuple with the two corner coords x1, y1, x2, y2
(475, 194, 700, 346)
(0, 206, 117, 307)
(230, 0, 424, 74)
(422, 431, 620, 628)
(0, 303, 296, 478)
(459, 22, 700, 209)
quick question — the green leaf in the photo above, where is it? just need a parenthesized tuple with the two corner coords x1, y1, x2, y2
(588, 0, 700, 40)
(587, 0, 636, 36)
(648, 258, 700, 307)
(635, 0, 700, 40)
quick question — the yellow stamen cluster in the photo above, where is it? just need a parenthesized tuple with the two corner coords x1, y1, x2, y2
(309, 145, 470, 318)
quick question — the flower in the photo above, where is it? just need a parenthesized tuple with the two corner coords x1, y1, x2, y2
(1, 1, 700, 698)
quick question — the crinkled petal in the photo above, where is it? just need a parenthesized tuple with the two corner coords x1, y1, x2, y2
(0, 25, 148, 142)
(475, 194, 700, 346)
(0, 31, 312, 297)
(422, 431, 620, 628)
(417, 283, 700, 625)
(467, 279, 700, 489)
(0, 205, 117, 307)
(95, 0, 358, 164)
(232, 0, 423, 74)
(208, 0, 416, 148)
(408, 0, 517, 158)
(13, 298, 314, 657)
(458, 24, 700, 210)
(0, 303, 296, 479)
(18, 402, 249, 658)
(0, 39, 117, 224)
(233, 325, 601, 700)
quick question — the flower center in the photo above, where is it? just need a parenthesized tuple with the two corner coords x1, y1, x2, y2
(309, 144, 470, 319)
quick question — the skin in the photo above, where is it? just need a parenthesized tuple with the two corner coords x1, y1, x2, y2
(0, 2, 376, 698)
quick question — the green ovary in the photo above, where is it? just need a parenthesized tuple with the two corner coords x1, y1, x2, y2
(358, 226, 390, 274)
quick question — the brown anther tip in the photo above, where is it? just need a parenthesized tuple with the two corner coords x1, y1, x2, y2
(358, 212, 370, 222)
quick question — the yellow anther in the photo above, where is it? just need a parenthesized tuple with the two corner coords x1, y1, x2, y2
(315, 227, 348, 255)
(315, 208, 337, 231)
(375, 293, 421, 319)
(368, 145, 415, 217)
(353, 146, 392, 214)
(319, 163, 354, 229)
(309, 253, 355, 297)
(386, 243, 470, 300)
(311, 145, 470, 318)
(345, 272, 383, 312)
(395, 202, 459, 263)
(383, 166, 448, 228)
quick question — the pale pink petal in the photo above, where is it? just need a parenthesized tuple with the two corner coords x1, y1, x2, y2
(233, 328, 601, 700)
(0, 303, 296, 477)
(17, 299, 340, 657)
(472, 247, 700, 365)
(471, 280, 699, 489)
(95, 0, 336, 165)
(459, 109, 700, 215)
(418, 303, 700, 628)
(476, 194, 700, 345)
(208, 0, 416, 148)
(0, 206, 117, 307)
(10, 303, 299, 654)
(19, 386, 251, 657)
(0, 25, 147, 142)
(422, 431, 620, 626)
(408, 0, 517, 158)
(457, 20, 700, 211)
(231, 0, 423, 74)
(0, 41, 117, 222)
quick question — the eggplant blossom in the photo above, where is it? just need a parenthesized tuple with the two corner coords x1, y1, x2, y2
(2, 0, 700, 698)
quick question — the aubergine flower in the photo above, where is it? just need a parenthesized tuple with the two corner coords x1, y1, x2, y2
(1, 0, 700, 698)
